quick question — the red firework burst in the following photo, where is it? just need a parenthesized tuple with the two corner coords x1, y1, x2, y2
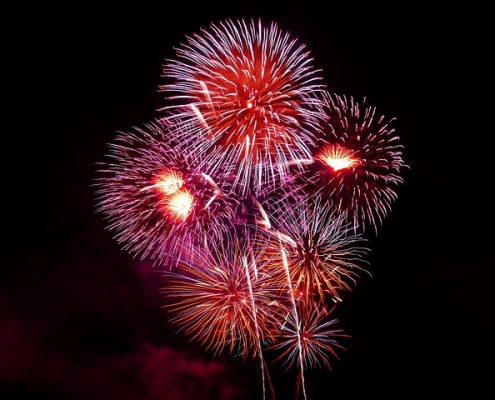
(158, 18, 328, 196)
(291, 93, 407, 233)
(94, 120, 238, 266)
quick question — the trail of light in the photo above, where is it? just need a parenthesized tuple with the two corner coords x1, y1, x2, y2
(277, 231, 307, 400)
(252, 196, 272, 230)
(242, 254, 270, 400)
(191, 104, 210, 131)
(139, 171, 184, 195)
(199, 80, 217, 117)
(200, 172, 225, 209)
(253, 198, 299, 249)
(286, 158, 315, 167)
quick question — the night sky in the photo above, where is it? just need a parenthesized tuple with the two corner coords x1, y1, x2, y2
(4, 4, 493, 400)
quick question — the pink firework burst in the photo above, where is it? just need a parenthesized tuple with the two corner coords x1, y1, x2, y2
(94, 120, 238, 266)
(158, 18, 328, 196)
(291, 93, 407, 233)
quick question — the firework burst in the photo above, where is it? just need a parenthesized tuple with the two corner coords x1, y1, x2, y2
(158, 18, 328, 196)
(290, 93, 407, 233)
(253, 194, 370, 305)
(268, 302, 347, 400)
(269, 302, 347, 371)
(94, 120, 238, 266)
(162, 229, 289, 360)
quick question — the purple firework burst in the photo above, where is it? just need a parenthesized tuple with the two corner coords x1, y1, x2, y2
(94, 120, 238, 266)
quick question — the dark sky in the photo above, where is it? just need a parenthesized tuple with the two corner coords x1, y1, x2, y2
(4, 4, 493, 400)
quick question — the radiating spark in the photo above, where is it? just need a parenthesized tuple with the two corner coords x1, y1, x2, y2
(162, 230, 289, 359)
(164, 188, 194, 220)
(268, 303, 348, 372)
(316, 144, 360, 171)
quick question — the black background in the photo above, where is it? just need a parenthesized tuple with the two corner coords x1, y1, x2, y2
(4, 4, 493, 399)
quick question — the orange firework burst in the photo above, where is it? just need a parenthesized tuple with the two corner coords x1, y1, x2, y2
(159, 18, 328, 196)
(153, 170, 184, 195)
(162, 230, 289, 360)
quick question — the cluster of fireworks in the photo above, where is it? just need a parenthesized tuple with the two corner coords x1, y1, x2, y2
(95, 18, 406, 400)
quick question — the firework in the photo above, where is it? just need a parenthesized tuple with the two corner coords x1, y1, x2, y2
(253, 193, 370, 305)
(158, 18, 328, 196)
(162, 229, 289, 360)
(289, 93, 407, 233)
(268, 302, 347, 400)
(94, 120, 238, 266)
